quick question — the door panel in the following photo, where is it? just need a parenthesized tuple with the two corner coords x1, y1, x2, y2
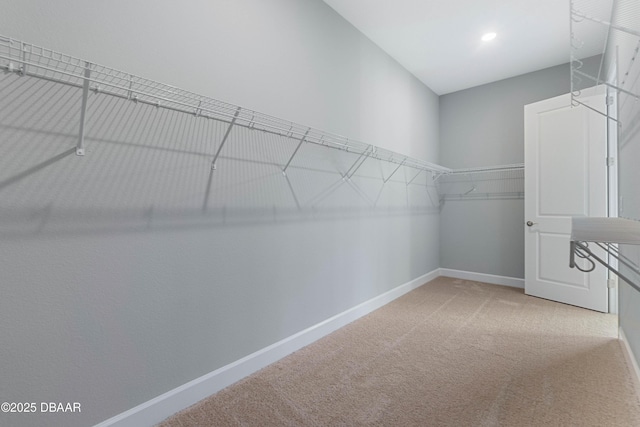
(524, 87, 608, 312)
(538, 233, 590, 286)
(538, 107, 586, 216)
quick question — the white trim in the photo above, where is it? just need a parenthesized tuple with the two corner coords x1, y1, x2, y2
(619, 326, 640, 395)
(609, 287, 618, 314)
(439, 268, 524, 289)
(93, 269, 440, 427)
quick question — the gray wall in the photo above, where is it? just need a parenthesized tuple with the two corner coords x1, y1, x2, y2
(439, 58, 602, 279)
(0, 0, 438, 163)
(0, 1, 440, 426)
(611, 0, 640, 372)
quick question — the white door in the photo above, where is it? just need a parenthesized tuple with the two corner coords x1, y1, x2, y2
(524, 86, 608, 312)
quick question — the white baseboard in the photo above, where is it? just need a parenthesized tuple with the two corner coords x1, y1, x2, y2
(94, 268, 440, 427)
(439, 268, 524, 289)
(619, 326, 640, 395)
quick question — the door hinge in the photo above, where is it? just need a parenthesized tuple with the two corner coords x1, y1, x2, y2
(607, 157, 615, 167)
(607, 96, 614, 106)
(608, 277, 618, 289)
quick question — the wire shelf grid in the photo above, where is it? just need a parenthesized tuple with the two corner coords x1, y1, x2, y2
(435, 164, 525, 200)
(0, 33, 529, 204)
(0, 34, 450, 175)
(570, 0, 640, 118)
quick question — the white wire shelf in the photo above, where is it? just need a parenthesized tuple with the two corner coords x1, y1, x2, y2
(437, 163, 524, 176)
(0, 34, 450, 176)
(0, 33, 531, 209)
(570, 0, 640, 120)
(435, 163, 525, 200)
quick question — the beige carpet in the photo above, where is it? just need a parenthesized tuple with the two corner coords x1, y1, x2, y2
(159, 277, 640, 426)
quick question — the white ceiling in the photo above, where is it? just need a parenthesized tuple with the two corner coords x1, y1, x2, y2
(322, 0, 603, 95)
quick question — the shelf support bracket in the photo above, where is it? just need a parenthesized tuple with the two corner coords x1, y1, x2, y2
(347, 145, 372, 179)
(384, 158, 406, 184)
(211, 107, 241, 170)
(282, 128, 310, 175)
(76, 61, 92, 156)
(406, 169, 423, 186)
(20, 42, 28, 76)
(570, 241, 640, 293)
(127, 74, 133, 100)
(284, 173, 301, 210)
(343, 145, 372, 180)
(572, 69, 639, 100)
(571, 97, 619, 122)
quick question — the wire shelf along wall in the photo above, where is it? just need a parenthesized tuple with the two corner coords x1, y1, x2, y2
(0, 34, 451, 180)
(570, 0, 640, 122)
(434, 164, 525, 201)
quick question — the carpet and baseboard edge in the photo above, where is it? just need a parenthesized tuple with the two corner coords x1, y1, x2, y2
(93, 268, 522, 427)
(620, 326, 640, 396)
(439, 268, 524, 289)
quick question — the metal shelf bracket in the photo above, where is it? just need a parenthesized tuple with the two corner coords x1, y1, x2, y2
(211, 107, 241, 170)
(282, 128, 310, 175)
(76, 61, 92, 156)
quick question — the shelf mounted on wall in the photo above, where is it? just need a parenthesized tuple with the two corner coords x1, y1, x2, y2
(570, 0, 640, 122)
(0, 34, 451, 183)
(0, 33, 530, 213)
(434, 163, 525, 201)
(570, 217, 640, 292)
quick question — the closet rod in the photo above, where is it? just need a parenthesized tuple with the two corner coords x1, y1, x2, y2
(441, 192, 524, 201)
(0, 35, 450, 175)
(570, 217, 640, 293)
(571, 240, 640, 293)
(444, 163, 524, 175)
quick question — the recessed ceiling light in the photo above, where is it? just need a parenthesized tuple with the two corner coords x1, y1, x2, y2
(481, 32, 497, 42)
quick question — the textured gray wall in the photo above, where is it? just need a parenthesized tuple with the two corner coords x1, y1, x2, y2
(0, 1, 440, 426)
(439, 58, 602, 279)
(0, 0, 439, 163)
(612, 0, 640, 373)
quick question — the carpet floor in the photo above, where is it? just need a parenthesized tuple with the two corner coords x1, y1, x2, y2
(159, 276, 640, 426)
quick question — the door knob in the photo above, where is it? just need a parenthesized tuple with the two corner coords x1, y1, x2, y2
(526, 221, 537, 227)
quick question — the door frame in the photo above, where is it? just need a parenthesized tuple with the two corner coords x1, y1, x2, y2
(607, 61, 620, 314)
